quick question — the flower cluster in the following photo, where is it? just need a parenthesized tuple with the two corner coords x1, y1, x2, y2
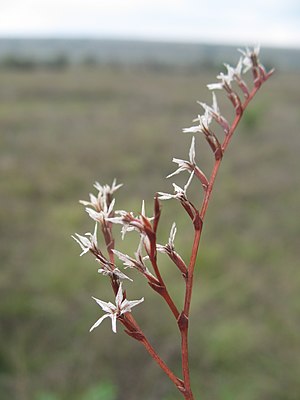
(80, 179, 122, 222)
(73, 180, 145, 331)
(72, 179, 160, 332)
(160, 46, 272, 209)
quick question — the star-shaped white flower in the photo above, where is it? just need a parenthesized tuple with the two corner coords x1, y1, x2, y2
(107, 201, 153, 239)
(80, 179, 122, 225)
(85, 198, 115, 224)
(79, 192, 101, 210)
(90, 283, 144, 333)
(112, 236, 152, 277)
(198, 92, 219, 118)
(96, 257, 133, 281)
(238, 45, 261, 72)
(157, 222, 177, 254)
(80, 179, 122, 211)
(166, 137, 196, 178)
(223, 57, 243, 79)
(183, 110, 212, 134)
(197, 92, 230, 134)
(158, 171, 194, 201)
(207, 64, 235, 91)
(94, 179, 123, 197)
(156, 223, 187, 274)
(72, 223, 98, 256)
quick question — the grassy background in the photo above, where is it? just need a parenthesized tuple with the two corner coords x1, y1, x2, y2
(1, 59, 300, 400)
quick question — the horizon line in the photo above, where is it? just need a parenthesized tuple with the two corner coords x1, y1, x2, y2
(0, 35, 299, 50)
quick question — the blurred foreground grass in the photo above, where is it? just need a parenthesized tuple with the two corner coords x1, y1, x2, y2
(0, 63, 300, 400)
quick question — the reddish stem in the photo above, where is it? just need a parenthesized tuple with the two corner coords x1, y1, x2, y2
(123, 313, 184, 391)
(150, 256, 180, 319)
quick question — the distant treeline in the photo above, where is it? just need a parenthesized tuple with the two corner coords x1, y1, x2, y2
(0, 53, 70, 70)
(0, 39, 299, 71)
(0, 53, 221, 72)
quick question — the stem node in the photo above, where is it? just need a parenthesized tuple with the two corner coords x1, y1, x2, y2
(193, 213, 203, 231)
(178, 312, 189, 331)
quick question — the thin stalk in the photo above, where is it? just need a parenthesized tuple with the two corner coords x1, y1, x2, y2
(141, 337, 184, 390)
(179, 227, 202, 400)
(123, 313, 184, 391)
(180, 326, 195, 400)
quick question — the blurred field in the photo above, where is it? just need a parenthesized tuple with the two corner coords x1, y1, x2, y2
(0, 60, 300, 400)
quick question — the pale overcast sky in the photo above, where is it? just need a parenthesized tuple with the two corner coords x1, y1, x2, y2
(0, 0, 299, 47)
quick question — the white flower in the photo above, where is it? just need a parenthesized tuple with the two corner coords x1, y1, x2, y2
(80, 179, 122, 214)
(207, 65, 235, 91)
(239, 45, 261, 72)
(94, 179, 123, 196)
(98, 266, 132, 281)
(183, 110, 212, 134)
(107, 210, 139, 238)
(198, 92, 219, 118)
(223, 57, 243, 79)
(111, 249, 138, 269)
(72, 223, 98, 256)
(198, 92, 230, 134)
(79, 192, 101, 210)
(157, 223, 177, 254)
(112, 236, 152, 276)
(158, 171, 194, 201)
(85, 198, 115, 224)
(206, 82, 223, 91)
(96, 257, 133, 281)
(156, 223, 188, 273)
(167, 137, 196, 178)
(90, 283, 144, 333)
(107, 201, 153, 239)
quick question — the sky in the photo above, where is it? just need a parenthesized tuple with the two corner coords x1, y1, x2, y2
(0, 0, 299, 48)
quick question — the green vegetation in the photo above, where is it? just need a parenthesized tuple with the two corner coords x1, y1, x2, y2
(1, 62, 299, 400)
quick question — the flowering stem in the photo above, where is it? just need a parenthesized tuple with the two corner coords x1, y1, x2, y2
(74, 50, 274, 400)
(179, 74, 273, 398)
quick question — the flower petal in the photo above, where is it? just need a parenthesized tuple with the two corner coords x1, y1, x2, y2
(115, 283, 124, 306)
(111, 314, 117, 333)
(189, 136, 196, 164)
(89, 313, 110, 332)
(121, 298, 144, 314)
(92, 296, 115, 313)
